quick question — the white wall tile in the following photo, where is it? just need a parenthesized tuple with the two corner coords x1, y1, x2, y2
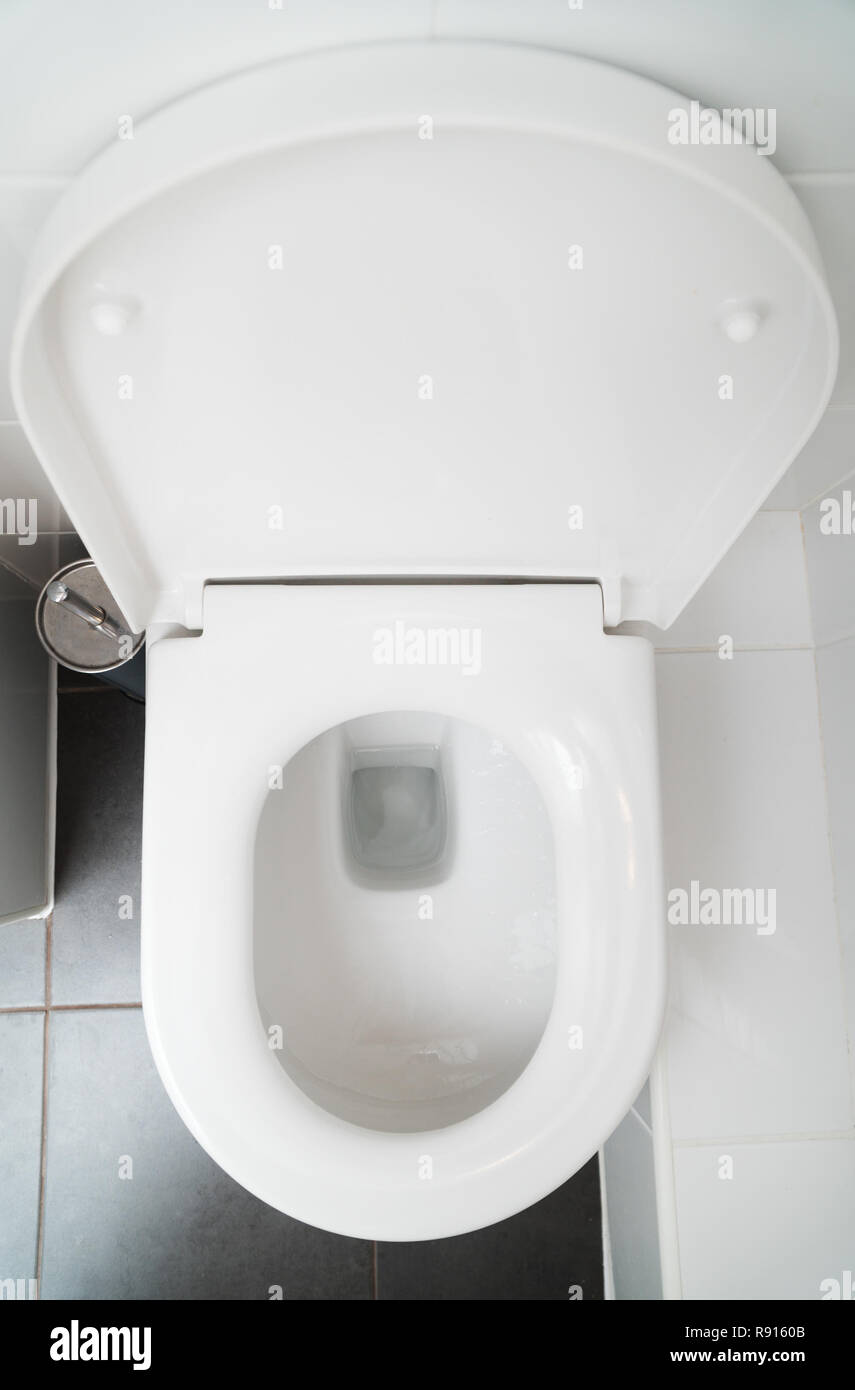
(0, 1, 432, 175)
(0, 182, 66, 420)
(633, 1080, 652, 1127)
(658, 651, 851, 1140)
(795, 182, 855, 410)
(763, 408, 855, 511)
(603, 1108, 662, 1300)
(816, 635, 855, 1112)
(618, 512, 812, 649)
(675, 1139, 855, 1300)
(0, 423, 71, 532)
(802, 471, 855, 646)
(433, 1, 855, 175)
(0, 534, 61, 590)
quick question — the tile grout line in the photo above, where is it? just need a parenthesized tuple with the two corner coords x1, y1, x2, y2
(650, 1040, 684, 1300)
(51, 1002, 143, 1011)
(35, 1010, 49, 1299)
(630, 1103, 653, 1138)
(45, 907, 51, 1011)
(793, 459, 855, 516)
(57, 685, 123, 695)
(810, 655, 855, 1127)
(799, 507, 855, 1124)
(785, 171, 855, 184)
(810, 623, 855, 653)
(654, 643, 814, 655)
(34, 910, 52, 1299)
(672, 1129, 855, 1148)
(370, 1242, 378, 1300)
(0, 1001, 143, 1014)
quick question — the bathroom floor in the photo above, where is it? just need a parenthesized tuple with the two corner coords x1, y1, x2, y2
(0, 684, 604, 1301)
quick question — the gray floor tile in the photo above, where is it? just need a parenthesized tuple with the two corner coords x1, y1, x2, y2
(376, 1156, 603, 1300)
(41, 1008, 371, 1300)
(52, 693, 144, 1004)
(56, 668, 105, 692)
(0, 919, 45, 1007)
(0, 590, 50, 921)
(603, 1108, 662, 1300)
(0, 1012, 44, 1289)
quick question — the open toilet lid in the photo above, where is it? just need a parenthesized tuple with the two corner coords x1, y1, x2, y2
(11, 42, 837, 633)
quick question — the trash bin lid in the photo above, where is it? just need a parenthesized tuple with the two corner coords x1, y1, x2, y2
(36, 559, 144, 673)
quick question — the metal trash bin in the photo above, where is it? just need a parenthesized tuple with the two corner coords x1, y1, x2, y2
(36, 559, 145, 697)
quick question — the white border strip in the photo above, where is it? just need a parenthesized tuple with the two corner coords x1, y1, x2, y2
(650, 1038, 683, 1299)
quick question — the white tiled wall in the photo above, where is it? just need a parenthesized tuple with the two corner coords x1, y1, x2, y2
(0, 424, 71, 531)
(0, 185, 73, 581)
(613, 454, 855, 1301)
(803, 477, 855, 646)
(674, 1139, 855, 1300)
(809, 468, 855, 1132)
(620, 512, 813, 650)
(660, 650, 849, 1141)
(793, 183, 855, 410)
(762, 409, 855, 512)
(817, 634, 855, 1101)
(606, 501, 855, 1299)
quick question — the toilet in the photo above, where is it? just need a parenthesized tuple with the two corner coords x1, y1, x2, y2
(11, 42, 836, 1238)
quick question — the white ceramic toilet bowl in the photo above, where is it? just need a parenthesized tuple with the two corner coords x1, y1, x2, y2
(10, 39, 836, 1241)
(141, 583, 664, 1239)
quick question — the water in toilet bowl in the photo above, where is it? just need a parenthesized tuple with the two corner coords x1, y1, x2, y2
(346, 743, 449, 882)
(253, 711, 557, 1133)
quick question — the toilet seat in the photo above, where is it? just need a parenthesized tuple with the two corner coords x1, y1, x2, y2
(141, 582, 664, 1239)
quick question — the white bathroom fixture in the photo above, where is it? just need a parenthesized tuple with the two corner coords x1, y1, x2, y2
(11, 42, 836, 1238)
(143, 581, 662, 1238)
